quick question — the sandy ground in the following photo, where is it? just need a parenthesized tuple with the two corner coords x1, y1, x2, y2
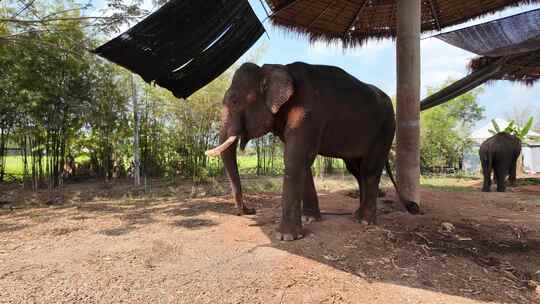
(1, 177, 540, 304)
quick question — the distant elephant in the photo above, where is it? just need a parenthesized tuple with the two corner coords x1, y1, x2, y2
(479, 132, 521, 192)
(205, 62, 419, 241)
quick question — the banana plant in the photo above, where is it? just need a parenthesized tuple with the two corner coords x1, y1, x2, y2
(489, 117, 534, 141)
(489, 119, 501, 134)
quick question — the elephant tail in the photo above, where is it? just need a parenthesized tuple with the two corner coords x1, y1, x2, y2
(385, 160, 420, 214)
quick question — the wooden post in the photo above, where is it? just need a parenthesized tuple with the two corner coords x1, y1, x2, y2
(396, 0, 421, 204)
(132, 74, 141, 186)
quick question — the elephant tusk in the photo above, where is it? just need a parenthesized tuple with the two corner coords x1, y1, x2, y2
(205, 136, 238, 157)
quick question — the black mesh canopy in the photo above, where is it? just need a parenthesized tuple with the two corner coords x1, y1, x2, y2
(94, 0, 264, 99)
(436, 9, 540, 57)
(421, 9, 540, 111)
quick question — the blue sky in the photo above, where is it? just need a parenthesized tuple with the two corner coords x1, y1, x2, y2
(91, 0, 540, 129)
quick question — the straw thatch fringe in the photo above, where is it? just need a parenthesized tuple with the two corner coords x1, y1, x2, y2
(264, 0, 540, 49)
(269, 18, 395, 48)
(272, 19, 395, 49)
(469, 55, 540, 86)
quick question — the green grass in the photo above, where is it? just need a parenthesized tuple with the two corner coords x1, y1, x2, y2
(420, 175, 479, 192)
(2, 155, 89, 176)
(516, 178, 540, 186)
(3, 154, 483, 193)
(236, 154, 284, 174)
(4, 156, 24, 176)
(235, 154, 347, 175)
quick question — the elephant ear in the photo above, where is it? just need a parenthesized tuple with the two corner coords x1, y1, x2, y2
(261, 64, 293, 114)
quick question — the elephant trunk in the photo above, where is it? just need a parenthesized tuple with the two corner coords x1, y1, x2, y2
(206, 128, 255, 215)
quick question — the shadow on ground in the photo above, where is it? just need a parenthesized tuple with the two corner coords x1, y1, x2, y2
(1, 177, 539, 303)
(244, 187, 540, 304)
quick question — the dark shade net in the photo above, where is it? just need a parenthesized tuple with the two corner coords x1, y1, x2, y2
(421, 9, 540, 111)
(94, 0, 264, 99)
(435, 8, 540, 57)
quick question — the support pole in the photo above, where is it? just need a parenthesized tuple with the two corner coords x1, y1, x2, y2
(132, 74, 141, 187)
(396, 0, 421, 204)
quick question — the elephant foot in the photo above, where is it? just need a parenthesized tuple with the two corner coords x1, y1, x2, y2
(354, 208, 377, 225)
(496, 188, 506, 193)
(276, 222, 303, 241)
(237, 206, 256, 216)
(302, 209, 321, 223)
(481, 187, 491, 192)
(302, 215, 320, 224)
(276, 231, 304, 241)
(404, 201, 420, 214)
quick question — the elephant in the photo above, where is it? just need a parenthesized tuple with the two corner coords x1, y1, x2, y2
(479, 132, 521, 192)
(205, 62, 419, 241)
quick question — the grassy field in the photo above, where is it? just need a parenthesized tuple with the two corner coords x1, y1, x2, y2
(4, 155, 480, 192)
(2, 155, 90, 177)
(420, 175, 479, 192)
(4, 156, 24, 176)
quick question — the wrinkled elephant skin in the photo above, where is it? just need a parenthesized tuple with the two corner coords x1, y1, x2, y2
(206, 62, 419, 241)
(479, 132, 521, 192)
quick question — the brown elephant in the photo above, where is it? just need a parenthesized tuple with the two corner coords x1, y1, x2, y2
(479, 132, 521, 192)
(206, 62, 419, 241)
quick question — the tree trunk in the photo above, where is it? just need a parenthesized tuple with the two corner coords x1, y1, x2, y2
(0, 129, 5, 183)
(132, 75, 141, 186)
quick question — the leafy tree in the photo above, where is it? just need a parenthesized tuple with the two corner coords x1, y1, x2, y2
(75, 61, 132, 180)
(0, 0, 148, 43)
(0, 4, 116, 187)
(420, 80, 485, 171)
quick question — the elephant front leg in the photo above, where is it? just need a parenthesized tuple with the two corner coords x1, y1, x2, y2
(277, 164, 304, 241)
(302, 167, 321, 223)
(277, 139, 317, 241)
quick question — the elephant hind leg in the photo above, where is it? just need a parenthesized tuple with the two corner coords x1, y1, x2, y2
(480, 155, 492, 192)
(345, 157, 382, 225)
(355, 173, 381, 225)
(344, 158, 367, 215)
(495, 162, 509, 192)
(509, 155, 518, 187)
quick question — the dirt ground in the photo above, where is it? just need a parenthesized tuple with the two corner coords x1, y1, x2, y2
(1, 176, 540, 304)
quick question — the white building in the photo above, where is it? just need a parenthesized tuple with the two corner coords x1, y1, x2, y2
(463, 118, 540, 174)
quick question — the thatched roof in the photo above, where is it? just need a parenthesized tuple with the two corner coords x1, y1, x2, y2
(469, 52, 540, 86)
(263, 0, 540, 47)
